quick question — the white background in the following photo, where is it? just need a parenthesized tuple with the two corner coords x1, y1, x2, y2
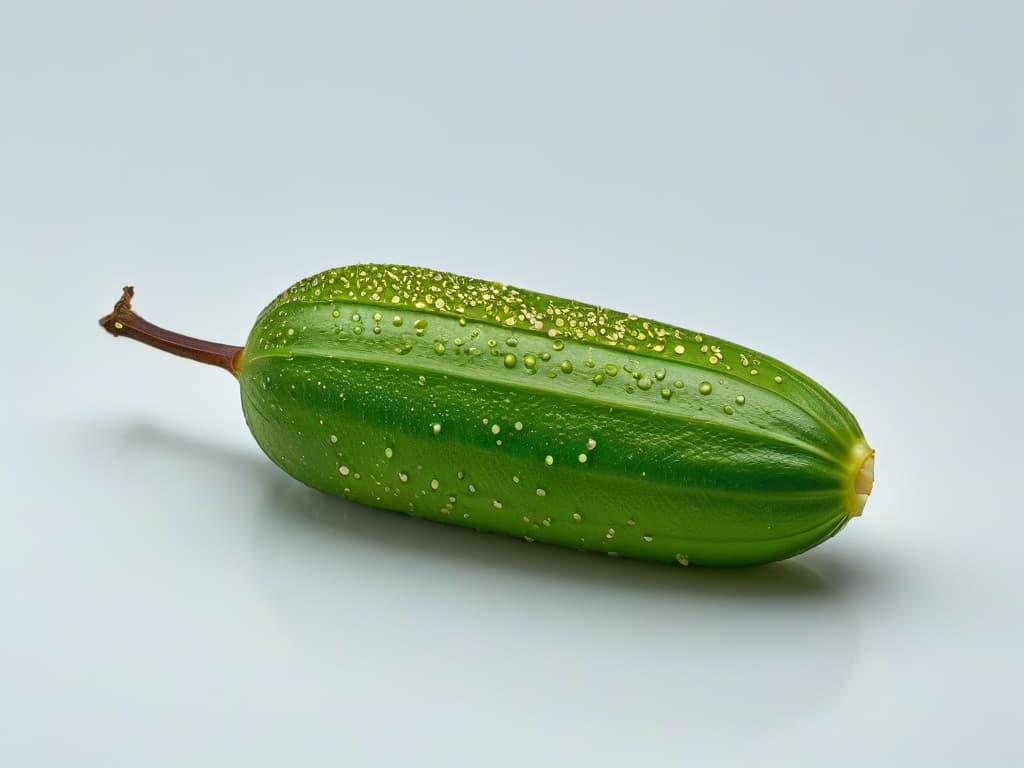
(2, 2, 1021, 765)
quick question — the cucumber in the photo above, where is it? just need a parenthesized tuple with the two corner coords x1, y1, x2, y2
(100, 264, 874, 566)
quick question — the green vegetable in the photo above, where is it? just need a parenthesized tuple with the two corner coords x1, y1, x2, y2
(100, 264, 874, 566)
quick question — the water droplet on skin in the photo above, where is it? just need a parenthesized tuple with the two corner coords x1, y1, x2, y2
(660, 388, 672, 400)
(586, 438, 597, 450)
(774, 375, 783, 384)
(524, 535, 535, 543)
(750, 369, 759, 376)
(605, 364, 619, 376)
(542, 517, 552, 527)
(503, 353, 517, 368)
(287, 328, 295, 335)
(540, 352, 551, 362)
(385, 447, 394, 459)
(414, 319, 428, 330)
(339, 466, 350, 476)
(514, 421, 523, 431)
(506, 337, 518, 347)
(560, 360, 574, 374)
(493, 500, 503, 509)
(431, 422, 442, 435)
(417, 375, 426, 386)
(331, 309, 341, 318)
(553, 340, 565, 351)
(430, 479, 439, 490)
(592, 372, 604, 384)
(392, 316, 403, 326)
(578, 453, 588, 463)
(655, 369, 666, 381)
(735, 395, 746, 405)
(606, 528, 615, 539)
(491, 424, 500, 435)
(699, 382, 712, 395)
(433, 342, 446, 355)
(642, 534, 653, 543)
(674, 380, 684, 389)
(512, 475, 520, 483)
(723, 405, 734, 415)
(330, 435, 338, 443)
(675, 553, 690, 566)
(487, 339, 497, 348)
(708, 355, 719, 365)
(523, 353, 537, 369)
(572, 512, 582, 521)
(637, 377, 652, 391)
(399, 472, 409, 482)
(351, 313, 361, 322)
(536, 487, 547, 497)
(545, 455, 554, 466)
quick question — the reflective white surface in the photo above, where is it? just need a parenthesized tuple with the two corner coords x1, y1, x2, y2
(2, 3, 1021, 765)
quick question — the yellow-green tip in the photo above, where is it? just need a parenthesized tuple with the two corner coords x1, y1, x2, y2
(848, 442, 875, 517)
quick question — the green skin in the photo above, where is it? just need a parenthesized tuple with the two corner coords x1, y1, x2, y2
(234, 265, 872, 567)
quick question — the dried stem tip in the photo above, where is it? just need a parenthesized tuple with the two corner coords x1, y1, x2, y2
(99, 286, 244, 376)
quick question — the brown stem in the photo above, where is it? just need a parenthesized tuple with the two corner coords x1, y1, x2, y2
(99, 286, 244, 376)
